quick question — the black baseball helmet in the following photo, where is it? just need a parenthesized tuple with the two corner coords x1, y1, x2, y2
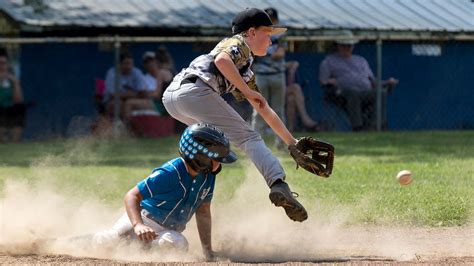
(179, 123, 237, 174)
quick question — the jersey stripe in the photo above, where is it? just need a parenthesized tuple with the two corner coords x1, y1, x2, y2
(144, 179, 153, 197)
(162, 160, 187, 224)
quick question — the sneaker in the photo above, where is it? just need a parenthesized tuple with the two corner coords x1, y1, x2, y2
(269, 181, 308, 222)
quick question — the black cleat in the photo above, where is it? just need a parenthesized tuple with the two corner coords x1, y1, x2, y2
(269, 182, 308, 222)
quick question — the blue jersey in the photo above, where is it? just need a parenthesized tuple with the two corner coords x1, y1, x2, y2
(137, 158, 216, 232)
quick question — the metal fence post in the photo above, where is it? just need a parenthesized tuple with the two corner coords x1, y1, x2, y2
(113, 35, 121, 137)
(376, 37, 383, 131)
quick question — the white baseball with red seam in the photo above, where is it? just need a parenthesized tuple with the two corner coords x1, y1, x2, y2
(396, 170, 412, 185)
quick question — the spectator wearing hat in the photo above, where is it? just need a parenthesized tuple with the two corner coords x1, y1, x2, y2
(319, 30, 398, 131)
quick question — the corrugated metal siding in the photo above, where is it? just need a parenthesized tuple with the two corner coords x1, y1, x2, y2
(0, 0, 473, 32)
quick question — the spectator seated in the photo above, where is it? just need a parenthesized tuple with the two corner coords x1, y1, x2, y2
(322, 83, 396, 114)
(321, 83, 396, 131)
(321, 84, 348, 113)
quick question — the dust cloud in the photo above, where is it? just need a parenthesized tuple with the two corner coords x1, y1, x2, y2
(0, 152, 472, 263)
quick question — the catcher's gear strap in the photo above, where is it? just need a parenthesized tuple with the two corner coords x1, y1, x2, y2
(288, 136, 334, 177)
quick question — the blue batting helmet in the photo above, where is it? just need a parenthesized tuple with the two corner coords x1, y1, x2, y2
(179, 123, 237, 174)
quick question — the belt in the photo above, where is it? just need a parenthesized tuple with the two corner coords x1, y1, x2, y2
(142, 209, 184, 232)
(181, 76, 198, 85)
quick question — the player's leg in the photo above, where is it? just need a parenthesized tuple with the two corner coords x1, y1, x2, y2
(222, 93, 253, 123)
(92, 213, 131, 245)
(141, 210, 189, 251)
(162, 82, 200, 126)
(91, 210, 188, 251)
(168, 80, 285, 186)
(151, 230, 188, 251)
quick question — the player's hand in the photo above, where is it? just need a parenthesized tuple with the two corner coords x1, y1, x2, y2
(204, 250, 225, 262)
(246, 90, 266, 110)
(133, 223, 157, 242)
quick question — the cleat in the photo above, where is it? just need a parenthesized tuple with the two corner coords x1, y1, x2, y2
(269, 182, 308, 222)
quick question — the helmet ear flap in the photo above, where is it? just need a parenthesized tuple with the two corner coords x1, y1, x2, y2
(187, 154, 213, 174)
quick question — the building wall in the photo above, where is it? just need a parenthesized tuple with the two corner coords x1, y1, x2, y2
(20, 42, 201, 138)
(19, 40, 474, 139)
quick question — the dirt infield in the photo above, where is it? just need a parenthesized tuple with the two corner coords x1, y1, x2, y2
(0, 254, 473, 265)
(1, 178, 473, 265)
(1, 227, 473, 265)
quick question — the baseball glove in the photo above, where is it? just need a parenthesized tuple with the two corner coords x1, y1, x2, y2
(288, 136, 334, 177)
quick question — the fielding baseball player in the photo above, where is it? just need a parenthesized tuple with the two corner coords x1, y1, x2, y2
(163, 8, 336, 223)
(93, 123, 237, 260)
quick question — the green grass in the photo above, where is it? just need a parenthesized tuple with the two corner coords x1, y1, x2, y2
(0, 131, 472, 227)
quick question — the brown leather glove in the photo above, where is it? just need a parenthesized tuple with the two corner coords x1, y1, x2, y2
(288, 136, 335, 177)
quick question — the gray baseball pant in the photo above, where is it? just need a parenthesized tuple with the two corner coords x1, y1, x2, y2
(162, 78, 285, 187)
(92, 210, 188, 251)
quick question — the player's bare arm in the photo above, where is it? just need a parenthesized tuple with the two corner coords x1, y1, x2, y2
(214, 52, 295, 146)
(257, 103, 296, 146)
(195, 202, 213, 259)
(124, 186, 156, 242)
(214, 52, 265, 109)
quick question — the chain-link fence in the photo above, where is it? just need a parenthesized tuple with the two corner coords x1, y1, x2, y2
(1, 35, 473, 139)
(290, 38, 474, 132)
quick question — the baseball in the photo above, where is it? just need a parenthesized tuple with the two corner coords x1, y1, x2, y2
(396, 170, 413, 185)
